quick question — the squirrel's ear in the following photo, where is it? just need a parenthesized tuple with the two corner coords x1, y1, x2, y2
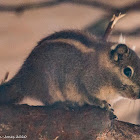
(110, 44, 129, 62)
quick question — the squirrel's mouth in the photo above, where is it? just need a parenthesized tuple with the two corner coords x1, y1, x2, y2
(121, 94, 139, 100)
(132, 96, 139, 100)
(120, 84, 140, 100)
(119, 90, 139, 100)
(128, 93, 139, 100)
(132, 90, 140, 100)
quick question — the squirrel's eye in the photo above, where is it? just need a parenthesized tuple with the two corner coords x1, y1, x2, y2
(123, 66, 133, 78)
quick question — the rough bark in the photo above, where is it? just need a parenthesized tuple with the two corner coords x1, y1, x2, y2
(0, 104, 139, 140)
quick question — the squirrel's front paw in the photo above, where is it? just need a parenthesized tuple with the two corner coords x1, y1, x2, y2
(100, 100, 112, 110)
(100, 100, 117, 120)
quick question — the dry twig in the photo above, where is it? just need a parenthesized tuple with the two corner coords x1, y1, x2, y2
(0, 72, 9, 85)
(103, 13, 125, 41)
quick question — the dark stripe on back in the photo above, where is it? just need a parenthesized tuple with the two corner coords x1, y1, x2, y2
(38, 30, 93, 46)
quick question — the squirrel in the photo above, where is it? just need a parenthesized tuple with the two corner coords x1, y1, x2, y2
(0, 30, 140, 110)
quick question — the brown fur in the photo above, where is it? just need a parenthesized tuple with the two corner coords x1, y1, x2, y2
(0, 30, 139, 108)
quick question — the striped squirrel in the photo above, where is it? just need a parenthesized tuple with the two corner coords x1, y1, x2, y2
(0, 30, 140, 110)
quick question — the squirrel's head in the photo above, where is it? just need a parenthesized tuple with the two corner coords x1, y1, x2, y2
(94, 42, 140, 105)
(110, 43, 140, 99)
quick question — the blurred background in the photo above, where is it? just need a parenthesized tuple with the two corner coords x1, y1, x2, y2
(0, 0, 140, 124)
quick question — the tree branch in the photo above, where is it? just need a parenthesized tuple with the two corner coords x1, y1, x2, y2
(0, 0, 140, 14)
(0, 0, 64, 14)
(103, 13, 125, 41)
(0, 104, 139, 140)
